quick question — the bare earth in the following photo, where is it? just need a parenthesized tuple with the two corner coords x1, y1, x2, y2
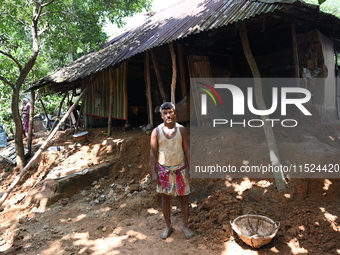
(0, 124, 339, 255)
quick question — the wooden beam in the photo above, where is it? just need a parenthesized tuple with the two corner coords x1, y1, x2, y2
(238, 22, 286, 191)
(145, 51, 154, 127)
(75, 102, 84, 132)
(0, 82, 92, 207)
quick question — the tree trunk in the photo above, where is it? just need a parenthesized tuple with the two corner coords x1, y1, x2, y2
(0, 85, 90, 207)
(177, 44, 187, 98)
(238, 22, 286, 191)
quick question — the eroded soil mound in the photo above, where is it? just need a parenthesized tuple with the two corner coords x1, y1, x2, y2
(0, 125, 339, 254)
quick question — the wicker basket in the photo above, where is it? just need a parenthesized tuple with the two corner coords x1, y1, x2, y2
(230, 211, 280, 248)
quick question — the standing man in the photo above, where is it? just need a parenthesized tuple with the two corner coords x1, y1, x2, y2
(150, 102, 194, 239)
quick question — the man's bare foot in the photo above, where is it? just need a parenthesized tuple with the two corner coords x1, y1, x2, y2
(182, 226, 194, 239)
(161, 226, 174, 239)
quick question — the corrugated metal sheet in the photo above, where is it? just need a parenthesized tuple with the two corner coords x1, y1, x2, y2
(32, 0, 339, 89)
(39, 0, 289, 86)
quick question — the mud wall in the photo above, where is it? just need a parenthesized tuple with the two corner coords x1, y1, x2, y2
(297, 29, 337, 123)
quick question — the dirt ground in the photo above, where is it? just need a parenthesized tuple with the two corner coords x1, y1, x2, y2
(0, 124, 339, 255)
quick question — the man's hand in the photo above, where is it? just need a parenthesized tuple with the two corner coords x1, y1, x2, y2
(188, 173, 192, 183)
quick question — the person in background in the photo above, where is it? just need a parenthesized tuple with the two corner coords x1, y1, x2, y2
(21, 98, 30, 137)
(0, 125, 7, 148)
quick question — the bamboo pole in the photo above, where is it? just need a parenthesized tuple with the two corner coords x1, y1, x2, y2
(39, 99, 53, 129)
(0, 84, 91, 207)
(169, 42, 177, 104)
(177, 44, 187, 98)
(50, 89, 69, 133)
(238, 22, 286, 191)
(145, 51, 154, 127)
(151, 50, 167, 102)
(59, 86, 70, 118)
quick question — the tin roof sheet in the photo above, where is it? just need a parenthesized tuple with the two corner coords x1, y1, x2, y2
(31, 0, 340, 89)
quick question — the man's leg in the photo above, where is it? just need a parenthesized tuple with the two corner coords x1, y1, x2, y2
(178, 195, 194, 239)
(161, 193, 174, 239)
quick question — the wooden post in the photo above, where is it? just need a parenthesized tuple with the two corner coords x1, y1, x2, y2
(108, 68, 114, 136)
(177, 44, 187, 98)
(151, 50, 167, 102)
(39, 99, 51, 127)
(27, 90, 35, 156)
(145, 51, 154, 127)
(169, 42, 177, 104)
(238, 22, 286, 191)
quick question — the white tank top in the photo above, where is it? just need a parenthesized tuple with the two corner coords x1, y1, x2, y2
(157, 124, 185, 166)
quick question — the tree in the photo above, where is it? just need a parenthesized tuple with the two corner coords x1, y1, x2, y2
(238, 22, 286, 191)
(0, 0, 151, 168)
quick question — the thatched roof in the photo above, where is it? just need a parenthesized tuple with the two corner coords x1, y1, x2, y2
(29, 0, 340, 92)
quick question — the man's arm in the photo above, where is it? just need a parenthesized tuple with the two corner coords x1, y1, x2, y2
(150, 127, 160, 185)
(180, 126, 191, 180)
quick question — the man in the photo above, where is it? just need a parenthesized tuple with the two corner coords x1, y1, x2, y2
(67, 101, 81, 127)
(150, 102, 194, 239)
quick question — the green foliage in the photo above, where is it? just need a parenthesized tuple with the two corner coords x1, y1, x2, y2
(0, 0, 151, 138)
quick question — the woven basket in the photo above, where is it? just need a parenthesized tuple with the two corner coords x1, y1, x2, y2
(230, 211, 280, 248)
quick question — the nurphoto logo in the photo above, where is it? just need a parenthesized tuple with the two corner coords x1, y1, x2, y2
(195, 78, 312, 128)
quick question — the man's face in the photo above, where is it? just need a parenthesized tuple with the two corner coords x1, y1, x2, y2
(161, 108, 175, 124)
